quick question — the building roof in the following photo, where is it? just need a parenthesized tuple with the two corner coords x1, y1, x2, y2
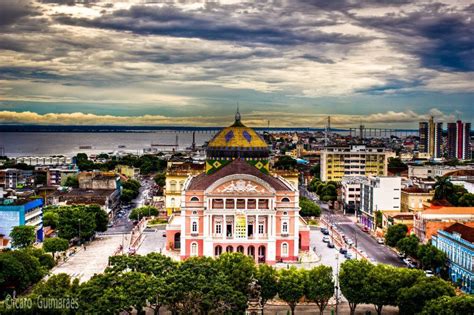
(206, 111, 269, 159)
(422, 207, 474, 215)
(402, 187, 432, 193)
(188, 159, 290, 191)
(443, 223, 474, 243)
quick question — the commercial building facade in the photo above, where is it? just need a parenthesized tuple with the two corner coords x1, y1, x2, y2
(432, 223, 473, 294)
(359, 176, 401, 231)
(341, 176, 366, 214)
(0, 198, 44, 245)
(320, 145, 390, 182)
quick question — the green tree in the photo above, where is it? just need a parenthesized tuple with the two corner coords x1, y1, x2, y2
(64, 175, 79, 188)
(84, 204, 108, 232)
(304, 265, 334, 315)
(433, 176, 454, 201)
(365, 264, 400, 315)
(274, 156, 297, 170)
(417, 244, 447, 271)
(398, 276, 455, 315)
(121, 188, 136, 203)
(339, 259, 373, 315)
(10, 225, 36, 248)
(43, 211, 59, 229)
(396, 235, 420, 258)
(421, 295, 474, 315)
(278, 267, 305, 315)
(129, 206, 159, 220)
(457, 192, 474, 206)
(310, 164, 320, 177)
(256, 264, 278, 312)
(385, 224, 408, 247)
(216, 252, 256, 295)
(0, 253, 27, 298)
(43, 237, 69, 260)
(153, 172, 166, 187)
(299, 197, 321, 217)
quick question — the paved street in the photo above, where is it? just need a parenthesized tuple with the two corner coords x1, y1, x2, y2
(136, 226, 167, 255)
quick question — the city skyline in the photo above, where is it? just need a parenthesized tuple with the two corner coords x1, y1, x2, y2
(1, 0, 473, 127)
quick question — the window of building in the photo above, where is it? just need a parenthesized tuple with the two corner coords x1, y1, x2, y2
(258, 199, 269, 209)
(170, 198, 176, 208)
(190, 196, 199, 202)
(247, 199, 257, 209)
(281, 197, 290, 202)
(282, 221, 288, 234)
(215, 222, 222, 234)
(212, 199, 224, 209)
(226, 245, 233, 253)
(191, 242, 198, 256)
(237, 199, 246, 209)
(281, 243, 288, 257)
(191, 220, 198, 233)
(215, 245, 222, 256)
(170, 180, 177, 191)
(258, 223, 264, 234)
(225, 199, 235, 209)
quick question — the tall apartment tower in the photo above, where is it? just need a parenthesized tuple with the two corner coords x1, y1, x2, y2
(418, 117, 442, 158)
(447, 120, 471, 160)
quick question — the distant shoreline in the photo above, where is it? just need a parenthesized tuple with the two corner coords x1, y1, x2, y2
(0, 125, 416, 133)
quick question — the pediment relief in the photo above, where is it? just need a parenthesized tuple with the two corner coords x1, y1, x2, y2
(213, 179, 268, 194)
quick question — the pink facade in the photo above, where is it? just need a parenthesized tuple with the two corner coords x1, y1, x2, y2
(166, 160, 310, 265)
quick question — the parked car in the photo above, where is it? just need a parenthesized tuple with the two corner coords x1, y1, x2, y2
(345, 252, 353, 259)
(376, 237, 384, 244)
(322, 236, 330, 243)
(362, 226, 369, 233)
(398, 252, 406, 259)
(339, 248, 347, 254)
(345, 238, 354, 246)
(327, 242, 335, 248)
(403, 258, 416, 268)
(424, 270, 434, 277)
(321, 227, 329, 235)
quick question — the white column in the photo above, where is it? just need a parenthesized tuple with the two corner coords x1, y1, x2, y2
(256, 214, 259, 240)
(223, 214, 226, 239)
(204, 214, 209, 238)
(272, 214, 276, 237)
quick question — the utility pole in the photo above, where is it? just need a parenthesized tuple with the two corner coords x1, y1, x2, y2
(335, 253, 340, 315)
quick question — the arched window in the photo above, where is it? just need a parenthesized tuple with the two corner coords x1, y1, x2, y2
(191, 242, 198, 256)
(191, 221, 198, 233)
(190, 196, 199, 202)
(281, 197, 290, 202)
(215, 245, 223, 256)
(226, 245, 233, 253)
(281, 243, 288, 257)
(179, 181, 184, 190)
(237, 245, 244, 253)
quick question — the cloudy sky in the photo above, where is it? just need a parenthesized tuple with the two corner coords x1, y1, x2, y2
(0, 0, 473, 127)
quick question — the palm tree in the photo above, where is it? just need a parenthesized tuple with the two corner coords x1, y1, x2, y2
(433, 176, 453, 201)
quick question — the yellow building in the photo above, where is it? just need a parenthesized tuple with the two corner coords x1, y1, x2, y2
(320, 145, 390, 182)
(401, 187, 434, 212)
(164, 161, 204, 215)
(115, 164, 140, 179)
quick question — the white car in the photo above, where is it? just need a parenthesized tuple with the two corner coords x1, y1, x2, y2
(376, 237, 384, 244)
(322, 236, 330, 243)
(424, 270, 434, 277)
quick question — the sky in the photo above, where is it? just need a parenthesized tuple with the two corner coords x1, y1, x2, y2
(0, 0, 473, 128)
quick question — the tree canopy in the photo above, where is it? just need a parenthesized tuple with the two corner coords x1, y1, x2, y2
(385, 224, 408, 247)
(10, 225, 36, 248)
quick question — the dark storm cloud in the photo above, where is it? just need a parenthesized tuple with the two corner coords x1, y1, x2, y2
(54, 4, 370, 46)
(0, 0, 41, 26)
(352, 3, 474, 72)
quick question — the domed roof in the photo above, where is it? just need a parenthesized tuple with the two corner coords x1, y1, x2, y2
(206, 109, 269, 159)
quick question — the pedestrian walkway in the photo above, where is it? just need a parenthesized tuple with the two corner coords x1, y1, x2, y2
(51, 234, 125, 283)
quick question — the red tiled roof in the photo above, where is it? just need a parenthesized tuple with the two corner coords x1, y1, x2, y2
(188, 159, 290, 191)
(443, 223, 474, 243)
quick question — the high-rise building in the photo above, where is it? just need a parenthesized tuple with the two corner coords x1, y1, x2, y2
(418, 117, 442, 159)
(447, 120, 471, 160)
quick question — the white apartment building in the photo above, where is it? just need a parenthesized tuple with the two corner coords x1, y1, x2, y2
(408, 165, 473, 179)
(341, 176, 367, 214)
(14, 156, 72, 166)
(320, 145, 392, 182)
(359, 176, 402, 231)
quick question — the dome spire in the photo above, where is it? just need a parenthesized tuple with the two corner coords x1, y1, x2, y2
(232, 103, 244, 127)
(235, 103, 241, 122)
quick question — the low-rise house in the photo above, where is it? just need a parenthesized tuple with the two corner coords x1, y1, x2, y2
(115, 164, 140, 179)
(414, 207, 474, 243)
(50, 188, 120, 217)
(401, 187, 434, 212)
(432, 223, 474, 294)
(78, 171, 120, 190)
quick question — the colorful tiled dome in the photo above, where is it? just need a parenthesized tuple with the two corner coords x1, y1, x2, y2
(206, 110, 269, 160)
